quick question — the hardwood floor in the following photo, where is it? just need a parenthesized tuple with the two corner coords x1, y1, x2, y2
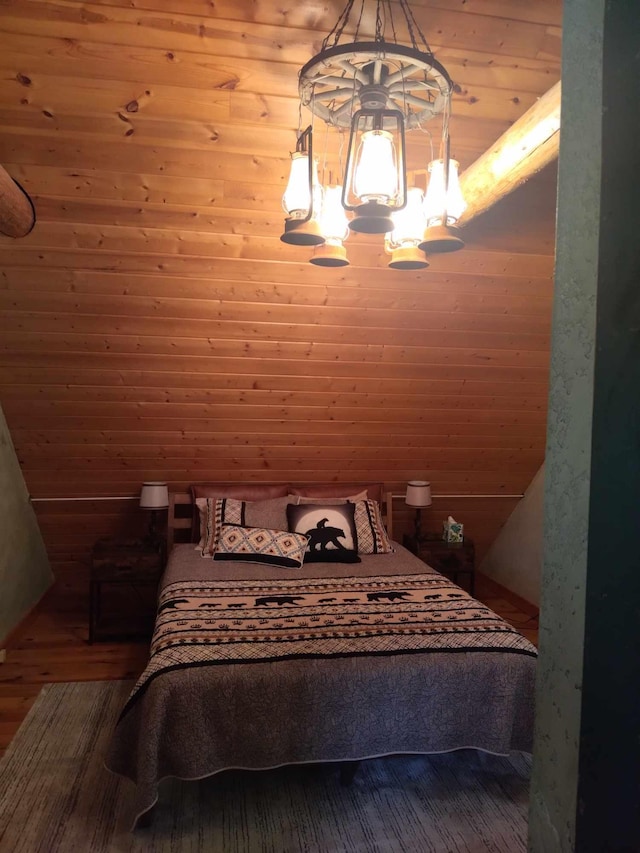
(0, 569, 539, 759)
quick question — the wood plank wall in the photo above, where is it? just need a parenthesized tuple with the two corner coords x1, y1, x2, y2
(0, 0, 561, 572)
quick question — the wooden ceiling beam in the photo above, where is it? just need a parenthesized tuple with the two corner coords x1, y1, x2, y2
(0, 165, 35, 238)
(458, 81, 561, 226)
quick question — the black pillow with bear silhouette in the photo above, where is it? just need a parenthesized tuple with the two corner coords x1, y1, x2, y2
(287, 502, 361, 563)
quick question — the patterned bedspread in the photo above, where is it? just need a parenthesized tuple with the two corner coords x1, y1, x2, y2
(123, 572, 536, 716)
(107, 547, 538, 826)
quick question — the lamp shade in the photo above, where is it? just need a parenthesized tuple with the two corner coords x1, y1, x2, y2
(405, 480, 432, 508)
(140, 481, 169, 509)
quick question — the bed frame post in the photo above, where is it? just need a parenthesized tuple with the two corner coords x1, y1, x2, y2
(385, 492, 394, 541)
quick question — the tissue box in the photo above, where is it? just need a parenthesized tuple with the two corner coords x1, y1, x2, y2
(443, 517, 464, 543)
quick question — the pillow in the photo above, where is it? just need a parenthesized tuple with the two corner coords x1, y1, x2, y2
(213, 525, 309, 570)
(244, 496, 292, 531)
(196, 497, 245, 556)
(287, 502, 361, 563)
(196, 496, 293, 554)
(289, 483, 383, 503)
(354, 499, 394, 554)
(190, 483, 290, 542)
(196, 497, 296, 557)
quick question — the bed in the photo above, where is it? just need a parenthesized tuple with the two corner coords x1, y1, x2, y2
(106, 482, 537, 826)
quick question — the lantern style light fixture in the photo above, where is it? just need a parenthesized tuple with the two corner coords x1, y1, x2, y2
(280, 126, 324, 246)
(280, 0, 466, 268)
(420, 153, 467, 253)
(311, 183, 350, 267)
(386, 186, 428, 270)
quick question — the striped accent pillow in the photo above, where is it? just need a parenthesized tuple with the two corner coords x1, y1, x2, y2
(196, 497, 245, 556)
(213, 525, 309, 569)
(354, 499, 394, 554)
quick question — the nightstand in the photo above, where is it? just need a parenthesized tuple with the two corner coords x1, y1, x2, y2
(89, 538, 164, 643)
(403, 533, 476, 595)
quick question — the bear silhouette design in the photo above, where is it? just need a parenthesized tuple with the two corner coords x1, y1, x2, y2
(158, 597, 190, 613)
(305, 517, 348, 551)
(255, 594, 305, 606)
(366, 590, 411, 602)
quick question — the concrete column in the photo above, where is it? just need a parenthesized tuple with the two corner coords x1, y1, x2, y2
(528, 1, 640, 850)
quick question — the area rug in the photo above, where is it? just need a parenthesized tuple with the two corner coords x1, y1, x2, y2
(0, 680, 531, 852)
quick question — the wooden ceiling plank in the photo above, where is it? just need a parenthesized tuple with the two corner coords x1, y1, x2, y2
(16, 436, 545, 456)
(0, 274, 554, 316)
(0, 349, 552, 384)
(0, 263, 555, 301)
(22, 471, 537, 491)
(0, 105, 506, 171)
(12, 422, 548, 445)
(0, 1, 557, 64)
(0, 244, 556, 277)
(0, 268, 554, 316)
(55, 0, 563, 30)
(0, 318, 552, 356)
(2, 387, 548, 413)
(0, 75, 539, 140)
(426, 1, 561, 28)
(0, 31, 559, 98)
(0, 260, 555, 297)
(6, 218, 556, 265)
(21, 449, 544, 471)
(3, 395, 550, 420)
(0, 368, 549, 396)
(4, 412, 549, 434)
(3, 164, 226, 206)
(27, 191, 554, 255)
(0, 325, 552, 366)
(0, 288, 553, 335)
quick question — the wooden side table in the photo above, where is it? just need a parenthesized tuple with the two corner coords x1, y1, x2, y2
(89, 538, 164, 643)
(403, 533, 476, 595)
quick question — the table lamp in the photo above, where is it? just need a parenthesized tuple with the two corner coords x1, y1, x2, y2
(140, 481, 169, 546)
(405, 480, 432, 542)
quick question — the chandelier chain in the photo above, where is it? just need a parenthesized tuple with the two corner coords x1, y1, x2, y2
(398, 0, 432, 54)
(374, 1, 384, 42)
(383, 0, 399, 45)
(322, 0, 433, 53)
(354, 1, 366, 42)
(321, 0, 355, 50)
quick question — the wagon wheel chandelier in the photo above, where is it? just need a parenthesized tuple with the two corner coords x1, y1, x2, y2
(280, 0, 467, 269)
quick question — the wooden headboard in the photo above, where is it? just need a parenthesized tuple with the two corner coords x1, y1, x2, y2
(167, 488, 395, 550)
(167, 492, 193, 550)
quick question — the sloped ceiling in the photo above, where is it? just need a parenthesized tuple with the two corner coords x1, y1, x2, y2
(0, 0, 562, 564)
